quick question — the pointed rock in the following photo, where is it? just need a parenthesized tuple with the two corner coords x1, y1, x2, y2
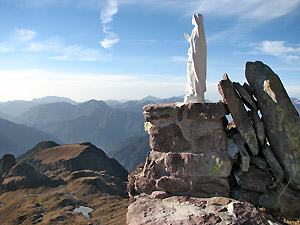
(218, 74, 259, 156)
(245, 61, 300, 190)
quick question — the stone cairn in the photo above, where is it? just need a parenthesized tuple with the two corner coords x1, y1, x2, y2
(127, 61, 300, 220)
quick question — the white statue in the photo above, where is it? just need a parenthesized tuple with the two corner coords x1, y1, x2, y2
(184, 14, 207, 103)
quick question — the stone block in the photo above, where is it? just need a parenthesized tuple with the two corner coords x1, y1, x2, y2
(156, 176, 190, 193)
(145, 102, 228, 154)
(143, 151, 232, 179)
(149, 123, 190, 152)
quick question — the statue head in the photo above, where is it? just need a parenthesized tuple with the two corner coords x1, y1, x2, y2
(192, 14, 203, 26)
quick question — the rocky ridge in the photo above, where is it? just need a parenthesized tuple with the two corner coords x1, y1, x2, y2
(0, 141, 129, 224)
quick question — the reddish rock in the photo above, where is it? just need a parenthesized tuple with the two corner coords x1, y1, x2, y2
(130, 150, 231, 197)
(227, 201, 267, 224)
(156, 176, 190, 193)
(143, 102, 227, 123)
(149, 123, 190, 152)
(144, 102, 228, 154)
(126, 196, 267, 225)
(218, 74, 259, 156)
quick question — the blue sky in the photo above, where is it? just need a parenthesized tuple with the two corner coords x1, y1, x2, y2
(0, 0, 300, 102)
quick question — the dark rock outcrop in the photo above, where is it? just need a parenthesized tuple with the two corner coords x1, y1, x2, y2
(1, 162, 63, 191)
(245, 61, 300, 191)
(0, 154, 16, 174)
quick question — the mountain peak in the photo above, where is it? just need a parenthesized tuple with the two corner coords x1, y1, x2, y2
(143, 95, 160, 101)
(32, 96, 78, 105)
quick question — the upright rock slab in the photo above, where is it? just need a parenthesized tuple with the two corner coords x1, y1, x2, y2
(245, 61, 300, 190)
(218, 74, 259, 156)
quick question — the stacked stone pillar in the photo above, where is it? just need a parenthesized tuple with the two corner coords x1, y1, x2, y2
(128, 102, 232, 197)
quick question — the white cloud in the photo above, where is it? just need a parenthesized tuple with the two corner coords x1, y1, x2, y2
(0, 28, 37, 53)
(171, 56, 188, 63)
(252, 40, 300, 61)
(101, 0, 118, 24)
(100, 0, 119, 49)
(100, 37, 120, 49)
(0, 29, 102, 61)
(14, 28, 37, 42)
(52, 45, 101, 61)
(120, 0, 300, 22)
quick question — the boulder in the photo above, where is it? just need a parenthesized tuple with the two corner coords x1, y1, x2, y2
(218, 74, 259, 156)
(0, 154, 16, 174)
(245, 61, 300, 190)
(233, 166, 273, 193)
(126, 195, 267, 225)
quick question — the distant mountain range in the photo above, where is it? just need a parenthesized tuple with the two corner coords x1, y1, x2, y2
(0, 95, 299, 165)
(13, 100, 146, 149)
(107, 135, 151, 172)
(0, 118, 61, 157)
(0, 96, 77, 119)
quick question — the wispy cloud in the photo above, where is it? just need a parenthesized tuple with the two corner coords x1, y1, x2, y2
(0, 28, 37, 53)
(251, 40, 300, 61)
(14, 28, 37, 41)
(171, 56, 187, 63)
(0, 28, 102, 61)
(119, 0, 300, 21)
(100, 0, 119, 49)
